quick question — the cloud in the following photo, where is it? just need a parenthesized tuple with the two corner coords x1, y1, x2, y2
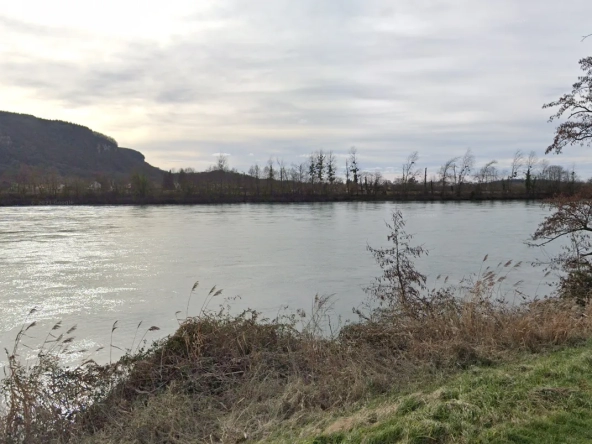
(0, 15, 85, 39)
(0, 0, 591, 176)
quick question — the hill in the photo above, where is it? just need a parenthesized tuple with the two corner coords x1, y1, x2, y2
(0, 111, 163, 181)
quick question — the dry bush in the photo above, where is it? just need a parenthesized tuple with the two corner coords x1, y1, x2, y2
(530, 193, 592, 304)
(343, 288, 592, 373)
(347, 210, 592, 369)
(71, 296, 403, 443)
(0, 313, 119, 443)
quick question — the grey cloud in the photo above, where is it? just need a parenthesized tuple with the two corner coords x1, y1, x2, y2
(0, 14, 85, 38)
(1, 0, 592, 176)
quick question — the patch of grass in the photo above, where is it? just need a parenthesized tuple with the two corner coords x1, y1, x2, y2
(307, 342, 592, 444)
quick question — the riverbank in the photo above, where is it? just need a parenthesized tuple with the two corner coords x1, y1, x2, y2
(290, 341, 592, 443)
(0, 192, 549, 206)
(2, 289, 592, 443)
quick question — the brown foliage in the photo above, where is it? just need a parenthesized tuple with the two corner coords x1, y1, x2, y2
(532, 193, 592, 248)
(531, 193, 592, 302)
(5, 271, 592, 443)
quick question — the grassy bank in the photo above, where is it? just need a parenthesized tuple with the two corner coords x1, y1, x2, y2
(297, 341, 592, 443)
(3, 290, 592, 443)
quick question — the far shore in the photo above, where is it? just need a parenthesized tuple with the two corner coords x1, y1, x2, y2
(0, 193, 549, 207)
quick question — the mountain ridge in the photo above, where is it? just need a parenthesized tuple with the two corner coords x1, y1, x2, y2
(0, 110, 163, 181)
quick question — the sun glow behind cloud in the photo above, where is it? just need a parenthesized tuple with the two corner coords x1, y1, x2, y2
(1, 0, 592, 177)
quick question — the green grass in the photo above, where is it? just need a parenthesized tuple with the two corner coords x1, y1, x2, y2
(274, 342, 592, 444)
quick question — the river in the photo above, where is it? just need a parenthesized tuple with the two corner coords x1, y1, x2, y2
(0, 201, 560, 366)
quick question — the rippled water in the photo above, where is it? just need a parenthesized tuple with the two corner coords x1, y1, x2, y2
(0, 202, 559, 366)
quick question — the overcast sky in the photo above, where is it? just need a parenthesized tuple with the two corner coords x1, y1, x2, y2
(1, 0, 591, 179)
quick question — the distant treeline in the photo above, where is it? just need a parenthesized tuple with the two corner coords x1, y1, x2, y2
(0, 148, 586, 205)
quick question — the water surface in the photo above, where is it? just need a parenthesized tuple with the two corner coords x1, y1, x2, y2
(0, 202, 558, 365)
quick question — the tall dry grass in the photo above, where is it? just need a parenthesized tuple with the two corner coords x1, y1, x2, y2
(2, 280, 592, 443)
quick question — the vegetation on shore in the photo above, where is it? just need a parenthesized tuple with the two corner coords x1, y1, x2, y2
(0, 146, 584, 206)
(5, 280, 592, 443)
(1, 108, 587, 206)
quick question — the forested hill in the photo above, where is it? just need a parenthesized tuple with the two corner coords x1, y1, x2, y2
(0, 111, 163, 180)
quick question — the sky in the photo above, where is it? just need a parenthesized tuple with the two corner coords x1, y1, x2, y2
(1, 0, 592, 179)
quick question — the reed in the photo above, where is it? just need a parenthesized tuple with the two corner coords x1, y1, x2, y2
(2, 277, 592, 443)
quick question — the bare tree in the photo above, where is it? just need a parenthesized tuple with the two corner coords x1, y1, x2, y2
(537, 164, 569, 194)
(503, 149, 524, 193)
(349, 147, 360, 194)
(45, 168, 61, 197)
(366, 210, 428, 306)
(372, 171, 383, 195)
(276, 157, 286, 193)
(297, 161, 307, 187)
(248, 163, 261, 196)
(401, 151, 420, 194)
(248, 164, 260, 178)
(529, 57, 592, 302)
(538, 159, 550, 179)
(308, 153, 316, 188)
(510, 150, 523, 180)
(543, 57, 592, 154)
(300, 161, 308, 194)
(288, 165, 298, 182)
(526, 151, 538, 170)
(546, 165, 568, 183)
(455, 149, 475, 196)
(531, 194, 592, 302)
(475, 160, 498, 194)
(264, 158, 275, 195)
(345, 158, 351, 194)
(215, 154, 229, 172)
(439, 156, 459, 193)
(287, 162, 302, 194)
(401, 151, 420, 183)
(326, 151, 337, 188)
(525, 151, 538, 196)
(531, 195, 592, 251)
